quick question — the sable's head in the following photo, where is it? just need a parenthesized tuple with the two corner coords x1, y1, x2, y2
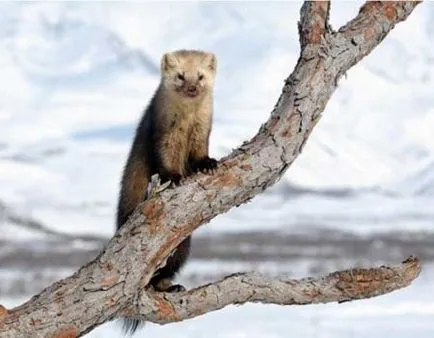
(160, 50, 217, 99)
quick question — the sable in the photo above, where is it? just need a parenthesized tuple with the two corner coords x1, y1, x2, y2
(116, 49, 218, 334)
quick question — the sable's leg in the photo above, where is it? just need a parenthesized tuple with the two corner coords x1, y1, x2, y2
(150, 237, 191, 293)
(158, 131, 188, 185)
(189, 122, 217, 173)
(159, 170, 182, 186)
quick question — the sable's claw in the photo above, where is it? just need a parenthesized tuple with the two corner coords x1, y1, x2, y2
(161, 172, 182, 186)
(192, 156, 218, 173)
(169, 173, 182, 186)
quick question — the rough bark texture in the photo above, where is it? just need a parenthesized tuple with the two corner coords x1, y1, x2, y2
(0, 1, 422, 337)
(124, 256, 421, 324)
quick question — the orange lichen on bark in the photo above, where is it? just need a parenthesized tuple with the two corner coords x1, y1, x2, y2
(384, 2, 398, 21)
(101, 273, 119, 289)
(153, 295, 178, 321)
(143, 199, 164, 220)
(363, 26, 376, 40)
(204, 171, 243, 188)
(0, 305, 8, 325)
(302, 1, 329, 45)
(52, 327, 78, 338)
(360, 1, 420, 23)
(344, 1, 421, 41)
(309, 22, 325, 44)
(143, 199, 165, 234)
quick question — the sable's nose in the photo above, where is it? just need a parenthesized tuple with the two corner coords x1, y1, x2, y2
(186, 85, 198, 96)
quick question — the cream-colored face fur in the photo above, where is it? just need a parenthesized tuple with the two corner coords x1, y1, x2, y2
(160, 50, 216, 98)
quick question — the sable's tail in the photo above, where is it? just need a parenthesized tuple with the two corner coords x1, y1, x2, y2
(121, 318, 145, 336)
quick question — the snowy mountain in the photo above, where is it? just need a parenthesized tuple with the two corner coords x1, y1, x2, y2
(0, 1, 433, 239)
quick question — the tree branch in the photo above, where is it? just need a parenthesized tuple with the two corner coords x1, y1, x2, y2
(0, 1, 422, 337)
(298, 0, 331, 47)
(122, 256, 421, 324)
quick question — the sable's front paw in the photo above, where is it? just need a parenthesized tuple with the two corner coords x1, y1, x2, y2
(192, 156, 218, 173)
(161, 172, 182, 186)
(168, 173, 182, 185)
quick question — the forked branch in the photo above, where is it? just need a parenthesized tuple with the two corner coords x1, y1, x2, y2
(0, 1, 422, 337)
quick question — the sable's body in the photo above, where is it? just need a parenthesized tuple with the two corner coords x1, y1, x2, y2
(116, 50, 217, 334)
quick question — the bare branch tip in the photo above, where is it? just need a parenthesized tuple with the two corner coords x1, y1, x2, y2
(401, 255, 422, 279)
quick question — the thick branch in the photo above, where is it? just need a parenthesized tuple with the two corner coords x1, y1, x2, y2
(298, 1, 331, 47)
(0, 1, 422, 337)
(124, 256, 421, 324)
(334, 1, 423, 73)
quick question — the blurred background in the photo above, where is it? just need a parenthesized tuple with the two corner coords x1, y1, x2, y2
(1, 1, 434, 337)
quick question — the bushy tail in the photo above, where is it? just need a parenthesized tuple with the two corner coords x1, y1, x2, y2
(121, 318, 145, 336)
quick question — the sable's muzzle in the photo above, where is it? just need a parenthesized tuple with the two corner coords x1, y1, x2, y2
(185, 85, 198, 97)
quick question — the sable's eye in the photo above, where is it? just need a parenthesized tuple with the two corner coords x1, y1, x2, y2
(177, 73, 185, 81)
(198, 74, 204, 81)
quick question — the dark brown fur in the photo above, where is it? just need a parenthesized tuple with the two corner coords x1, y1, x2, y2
(116, 50, 217, 335)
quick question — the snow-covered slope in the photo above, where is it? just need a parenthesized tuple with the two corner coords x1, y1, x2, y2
(0, 2, 433, 237)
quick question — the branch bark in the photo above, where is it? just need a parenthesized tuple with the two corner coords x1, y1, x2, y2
(123, 256, 421, 325)
(0, 1, 422, 337)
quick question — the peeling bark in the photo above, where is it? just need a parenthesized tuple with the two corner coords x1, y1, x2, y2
(0, 1, 422, 337)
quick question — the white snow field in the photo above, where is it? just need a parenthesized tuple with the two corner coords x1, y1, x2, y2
(1, 1, 434, 337)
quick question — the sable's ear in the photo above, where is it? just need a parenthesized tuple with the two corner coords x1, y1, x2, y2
(206, 53, 217, 72)
(161, 52, 177, 72)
